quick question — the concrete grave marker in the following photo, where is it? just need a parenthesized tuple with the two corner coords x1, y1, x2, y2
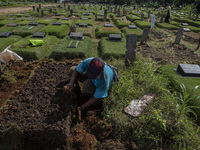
(27, 18, 35, 21)
(180, 17, 184, 19)
(62, 17, 69, 20)
(84, 13, 90, 16)
(141, 13, 144, 21)
(55, 14, 61, 16)
(7, 23, 18, 27)
(67, 41, 79, 48)
(148, 10, 151, 19)
(25, 15, 31, 17)
(175, 28, 183, 44)
(81, 18, 88, 20)
(20, 12, 26, 14)
(182, 23, 189, 26)
(32, 32, 45, 38)
(151, 15, 155, 28)
(104, 9, 107, 21)
(45, 18, 52, 20)
(128, 25, 137, 29)
(126, 34, 137, 62)
(0, 32, 11, 38)
(79, 23, 88, 27)
(108, 34, 122, 41)
(7, 18, 15, 20)
(140, 28, 149, 44)
(183, 28, 191, 32)
(104, 23, 113, 27)
(69, 32, 84, 40)
(176, 64, 200, 77)
(160, 14, 164, 23)
(124, 93, 155, 117)
(52, 22, 62, 25)
(28, 21, 39, 26)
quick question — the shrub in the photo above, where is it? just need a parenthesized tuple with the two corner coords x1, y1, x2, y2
(49, 36, 92, 60)
(155, 22, 179, 30)
(99, 37, 126, 59)
(38, 24, 69, 38)
(134, 20, 151, 29)
(10, 35, 60, 61)
(0, 35, 22, 52)
(95, 26, 123, 39)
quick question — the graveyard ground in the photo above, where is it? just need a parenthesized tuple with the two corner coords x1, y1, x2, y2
(1, 3, 200, 150)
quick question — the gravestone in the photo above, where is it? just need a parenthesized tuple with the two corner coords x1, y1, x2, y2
(45, 18, 52, 20)
(62, 17, 69, 20)
(151, 15, 155, 28)
(177, 64, 200, 77)
(39, 4, 41, 9)
(49, 8, 52, 13)
(28, 21, 39, 26)
(32, 32, 45, 38)
(70, 9, 73, 16)
(7, 18, 15, 20)
(158, 11, 160, 18)
(128, 25, 137, 29)
(111, 7, 112, 13)
(33, 6, 35, 11)
(69, 32, 84, 40)
(160, 14, 164, 23)
(55, 14, 61, 16)
(79, 23, 88, 27)
(67, 41, 79, 48)
(81, 18, 88, 20)
(114, 5, 117, 14)
(68, 5, 70, 11)
(148, 11, 151, 19)
(179, 17, 184, 19)
(174, 28, 183, 44)
(183, 28, 191, 32)
(108, 34, 122, 41)
(195, 13, 199, 21)
(117, 8, 120, 16)
(52, 22, 62, 25)
(141, 13, 144, 21)
(41, 10, 44, 17)
(7, 23, 18, 27)
(104, 9, 107, 21)
(104, 23, 113, 27)
(25, 15, 31, 17)
(37, 7, 39, 12)
(84, 13, 90, 16)
(126, 34, 137, 62)
(140, 28, 149, 44)
(27, 18, 35, 21)
(181, 23, 189, 26)
(0, 32, 11, 38)
(20, 12, 26, 14)
(70, 25, 76, 33)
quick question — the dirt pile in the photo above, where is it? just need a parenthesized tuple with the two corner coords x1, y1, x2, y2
(0, 60, 75, 150)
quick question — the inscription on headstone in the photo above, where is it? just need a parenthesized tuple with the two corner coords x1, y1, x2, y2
(174, 28, 183, 44)
(32, 32, 45, 38)
(177, 64, 200, 77)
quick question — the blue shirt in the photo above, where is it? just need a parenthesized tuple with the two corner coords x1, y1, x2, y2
(76, 58, 114, 99)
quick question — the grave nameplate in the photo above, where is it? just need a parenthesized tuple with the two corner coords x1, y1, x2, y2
(25, 15, 31, 17)
(132, 15, 137, 17)
(28, 21, 39, 26)
(128, 25, 137, 29)
(183, 28, 191, 32)
(52, 22, 62, 25)
(7, 18, 15, 20)
(7, 23, 18, 27)
(69, 32, 84, 40)
(181, 23, 189, 26)
(79, 23, 88, 27)
(67, 41, 79, 48)
(32, 32, 45, 38)
(0, 32, 11, 38)
(62, 17, 69, 20)
(55, 14, 61, 16)
(99, 14, 104, 16)
(117, 14, 121, 17)
(177, 64, 200, 77)
(104, 23, 113, 27)
(61, 11, 65, 13)
(108, 34, 122, 41)
(9, 14, 14, 16)
(81, 18, 88, 20)
(180, 17, 184, 19)
(84, 13, 90, 16)
(27, 18, 35, 21)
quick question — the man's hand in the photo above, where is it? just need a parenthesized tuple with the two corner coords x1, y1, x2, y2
(63, 83, 74, 93)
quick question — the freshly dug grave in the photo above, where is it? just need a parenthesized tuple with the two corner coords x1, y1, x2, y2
(0, 60, 75, 150)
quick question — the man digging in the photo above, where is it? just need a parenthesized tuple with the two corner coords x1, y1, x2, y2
(64, 57, 118, 120)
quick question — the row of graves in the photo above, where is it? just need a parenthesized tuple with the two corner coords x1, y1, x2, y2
(0, 3, 200, 61)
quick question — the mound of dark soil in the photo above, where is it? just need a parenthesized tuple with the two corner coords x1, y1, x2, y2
(0, 61, 75, 150)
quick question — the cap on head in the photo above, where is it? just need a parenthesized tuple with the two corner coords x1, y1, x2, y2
(86, 57, 105, 79)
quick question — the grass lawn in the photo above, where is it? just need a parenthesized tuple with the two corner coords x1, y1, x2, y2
(121, 26, 143, 40)
(49, 36, 92, 60)
(99, 37, 126, 59)
(155, 22, 179, 30)
(10, 35, 60, 61)
(76, 26, 93, 38)
(0, 35, 22, 52)
(76, 19, 94, 26)
(134, 20, 151, 29)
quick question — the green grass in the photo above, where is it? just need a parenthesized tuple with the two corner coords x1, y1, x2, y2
(99, 37, 126, 59)
(58, 19, 74, 26)
(178, 25, 200, 33)
(76, 26, 93, 38)
(0, 19, 21, 26)
(0, 25, 21, 32)
(49, 36, 92, 60)
(0, 35, 22, 52)
(10, 35, 60, 61)
(12, 24, 46, 37)
(155, 22, 179, 30)
(95, 25, 123, 39)
(114, 20, 132, 29)
(169, 21, 181, 26)
(126, 14, 141, 22)
(134, 20, 151, 29)
(38, 24, 69, 38)
(76, 19, 94, 26)
(120, 27, 143, 40)
(37, 18, 56, 25)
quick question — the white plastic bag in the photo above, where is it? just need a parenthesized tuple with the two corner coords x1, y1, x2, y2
(0, 46, 23, 63)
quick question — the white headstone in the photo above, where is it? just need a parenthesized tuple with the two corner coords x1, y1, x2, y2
(151, 15, 155, 28)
